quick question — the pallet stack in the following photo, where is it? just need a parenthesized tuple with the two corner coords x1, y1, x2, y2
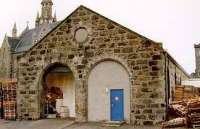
(165, 99, 200, 128)
(2, 81, 17, 120)
(184, 86, 196, 99)
(0, 82, 3, 119)
(187, 100, 200, 128)
(174, 85, 199, 101)
(170, 101, 187, 117)
(174, 85, 184, 101)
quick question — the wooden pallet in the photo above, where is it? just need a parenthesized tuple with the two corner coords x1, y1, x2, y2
(187, 103, 200, 128)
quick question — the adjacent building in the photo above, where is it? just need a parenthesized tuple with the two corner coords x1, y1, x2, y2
(0, 0, 58, 80)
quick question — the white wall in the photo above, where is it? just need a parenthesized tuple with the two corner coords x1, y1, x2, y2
(46, 72, 75, 117)
(88, 61, 130, 122)
(182, 78, 200, 88)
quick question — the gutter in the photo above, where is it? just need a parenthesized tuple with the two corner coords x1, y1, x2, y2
(163, 50, 190, 78)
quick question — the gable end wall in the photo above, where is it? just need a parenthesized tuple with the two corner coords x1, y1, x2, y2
(17, 6, 166, 125)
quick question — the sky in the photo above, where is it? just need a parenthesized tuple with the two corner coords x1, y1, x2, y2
(0, 0, 199, 74)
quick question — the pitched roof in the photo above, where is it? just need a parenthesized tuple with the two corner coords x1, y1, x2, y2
(13, 21, 59, 53)
(7, 37, 20, 51)
(14, 29, 35, 52)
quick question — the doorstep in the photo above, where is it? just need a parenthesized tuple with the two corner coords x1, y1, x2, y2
(102, 121, 125, 127)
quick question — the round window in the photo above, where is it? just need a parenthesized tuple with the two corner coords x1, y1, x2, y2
(74, 28, 88, 43)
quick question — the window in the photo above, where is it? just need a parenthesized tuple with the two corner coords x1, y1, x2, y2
(74, 28, 88, 43)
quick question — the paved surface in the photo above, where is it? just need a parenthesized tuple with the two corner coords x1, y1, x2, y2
(65, 122, 189, 129)
(0, 119, 190, 129)
(0, 119, 74, 129)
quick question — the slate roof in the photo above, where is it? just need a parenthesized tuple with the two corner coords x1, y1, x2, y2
(15, 29, 35, 52)
(7, 37, 20, 51)
(8, 21, 59, 53)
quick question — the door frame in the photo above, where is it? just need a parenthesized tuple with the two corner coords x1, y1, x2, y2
(110, 89, 124, 121)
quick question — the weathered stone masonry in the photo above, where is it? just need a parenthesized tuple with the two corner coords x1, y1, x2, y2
(17, 6, 166, 125)
(0, 37, 12, 79)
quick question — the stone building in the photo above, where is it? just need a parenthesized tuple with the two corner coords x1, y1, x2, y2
(0, 0, 58, 79)
(0, 0, 190, 126)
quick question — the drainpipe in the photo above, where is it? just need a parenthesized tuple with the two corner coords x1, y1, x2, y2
(164, 51, 169, 121)
(164, 51, 167, 120)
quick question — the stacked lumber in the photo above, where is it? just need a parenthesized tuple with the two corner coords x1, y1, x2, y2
(174, 85, 199, 101)
(187, 100, 200, 127)
(174, 85, 184, 101)
(2, 81, 17, 120)
(170, 103, 187, 116)
(184, 86, 195, 99)
(0, 82, 3, 119)
(164, 99, 200, 128)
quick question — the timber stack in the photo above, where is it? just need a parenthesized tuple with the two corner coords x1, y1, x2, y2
(1, 80, 17, 120)
(163, 99, 200, 128)
(174, 85, 199, 101)
(0, 82, 3, 119)
(187, 100, 200, 128)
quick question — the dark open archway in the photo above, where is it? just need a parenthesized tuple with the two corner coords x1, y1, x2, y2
(40, 63, 76, 119)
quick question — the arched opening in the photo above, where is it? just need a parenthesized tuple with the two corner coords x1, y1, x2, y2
(41, 63, 75, 119)
(88, 60, 130, 123)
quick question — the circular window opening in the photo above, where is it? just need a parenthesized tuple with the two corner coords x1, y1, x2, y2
(74, 28, 88, 43)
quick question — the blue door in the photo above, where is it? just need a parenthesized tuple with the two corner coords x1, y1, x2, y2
(110, 89, 124, 121)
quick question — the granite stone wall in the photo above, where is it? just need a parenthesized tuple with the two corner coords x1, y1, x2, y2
(17, 6, 166, 125)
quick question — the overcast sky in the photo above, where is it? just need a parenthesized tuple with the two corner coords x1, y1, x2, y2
(0, 0, 199, 74)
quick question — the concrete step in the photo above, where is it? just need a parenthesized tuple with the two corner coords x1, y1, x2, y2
(102, 121, 125, 127)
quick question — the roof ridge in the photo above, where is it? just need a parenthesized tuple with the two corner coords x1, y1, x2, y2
(79, 5, 158, 43)
(21, 5, 161, 56)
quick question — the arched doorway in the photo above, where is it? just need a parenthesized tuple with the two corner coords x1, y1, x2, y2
(41, 63, 75, 119)
(88, 60, 130, 122)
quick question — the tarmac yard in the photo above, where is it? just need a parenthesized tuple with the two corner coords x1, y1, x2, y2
(0, 119, 189, 129)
